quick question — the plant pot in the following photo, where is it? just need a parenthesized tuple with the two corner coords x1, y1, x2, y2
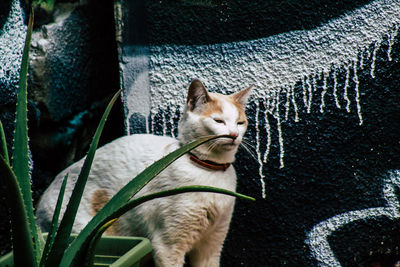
(0, 234, 152, 267)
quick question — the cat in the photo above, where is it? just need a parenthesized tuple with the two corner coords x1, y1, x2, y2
(36, 78, 252, 267)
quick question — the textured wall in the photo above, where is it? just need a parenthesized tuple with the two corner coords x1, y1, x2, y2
(0, 0, 124, 256)
(119, 0, 400, 266)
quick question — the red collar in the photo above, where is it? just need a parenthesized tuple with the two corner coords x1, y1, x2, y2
(189, 153, 231, 171)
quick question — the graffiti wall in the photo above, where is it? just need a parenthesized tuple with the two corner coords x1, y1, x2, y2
(118, 0, 400, 266)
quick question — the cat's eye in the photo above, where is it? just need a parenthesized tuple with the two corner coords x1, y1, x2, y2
(237, 121, 245, 125)
(213, 118, 225, 124)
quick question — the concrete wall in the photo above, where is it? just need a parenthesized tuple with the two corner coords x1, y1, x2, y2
(119, 0, 400, 266)
(0, 0, 124, 256)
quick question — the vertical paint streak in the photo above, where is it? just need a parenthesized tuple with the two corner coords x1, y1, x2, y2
(150, 111, 155, 134)
(387, 25, 398, 61)
(290, 85, 299, 122)
(263, 110, 271, 164)
(320, 71, 328, 113)
(169, 112, 176, 138)
(162, 112, 167, 136)
(353, 59, 363, 125)
(343, 65, 351, 113)
(359, 51, 365, 70)
(370, 42, 381, 78)
(275, 89, 285, 169)
(302, 77, 308, 109)
(312, 74, 318, 92)
(255, 101, 266, 199)
(306, 76, 313, 113)
(285, 87, 290, 121)
(266, 90, 271, 111)
(332, 69, 341, 109)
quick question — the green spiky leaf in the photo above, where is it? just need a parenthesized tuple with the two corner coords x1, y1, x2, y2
(82, 218, 118, 267)
(0, 156, 36, 267)
(44, 90, 121, 267)
(10, 7, 42, 265)
(40, 173, 69, 267)
(0, 121, 9, 165)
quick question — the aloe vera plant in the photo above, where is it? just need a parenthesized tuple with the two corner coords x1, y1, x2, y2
(0, 3, 254, 267)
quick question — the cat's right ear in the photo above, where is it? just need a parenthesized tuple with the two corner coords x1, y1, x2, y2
(187, 79, 211, 111)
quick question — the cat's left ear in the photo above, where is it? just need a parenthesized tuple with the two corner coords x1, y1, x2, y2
(231, 85, 253, 106)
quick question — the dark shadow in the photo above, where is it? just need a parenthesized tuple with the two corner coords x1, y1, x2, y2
(0, 1, 12, 31)
(123, 0, 374, 45)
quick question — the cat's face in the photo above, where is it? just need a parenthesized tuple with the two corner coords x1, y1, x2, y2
(178, 79, 252, 163)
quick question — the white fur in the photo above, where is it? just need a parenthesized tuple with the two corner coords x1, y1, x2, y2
(36, 80, 251, 267)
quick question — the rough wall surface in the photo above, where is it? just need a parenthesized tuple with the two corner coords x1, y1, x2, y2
(119, 0, 400, 266)
(0, 0, 123, 256)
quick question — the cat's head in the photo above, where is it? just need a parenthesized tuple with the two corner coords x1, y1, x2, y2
(178, 79, 252, 164)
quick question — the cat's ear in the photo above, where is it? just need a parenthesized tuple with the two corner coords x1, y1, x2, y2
(187, 79, 211, 111)
(231, 85, 253, 106)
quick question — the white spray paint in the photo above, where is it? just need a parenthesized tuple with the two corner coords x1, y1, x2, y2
(0, 0, 26, 90)
(122, 0, 400, 198)
(306, 170, 400, 266)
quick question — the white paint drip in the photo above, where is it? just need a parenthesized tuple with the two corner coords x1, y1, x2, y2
(320, 71, 328, 113)
(332, 69, 341, 109)
(370, 41, 381, 78)
(359, 51, 365, 70)
(290, 85, 299, 122)
(306, 76, 313, 114)
(302, 77, 308, 109)
(312, 74, 318, 92)
(263, 110, 271, 164)
(387, 25, 399, 61)
(353, 58, 363, 125)
(275, 89, 285, 169)
(285, 88, 290, 121)
(306, 170, 400, 267)
(255, 101, 267, 198)
(121, 0, 400, 198)
(343, 65, 351, 113)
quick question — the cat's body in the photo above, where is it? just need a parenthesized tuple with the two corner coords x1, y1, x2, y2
(36, 79, 252, 267)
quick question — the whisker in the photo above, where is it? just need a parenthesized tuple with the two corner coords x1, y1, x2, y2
(241, 138, 257, 151)
(239, 141, 258, 161)
(203, 141, 218, 161)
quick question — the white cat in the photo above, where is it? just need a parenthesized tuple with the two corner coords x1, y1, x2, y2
(36, 79, 252, 267)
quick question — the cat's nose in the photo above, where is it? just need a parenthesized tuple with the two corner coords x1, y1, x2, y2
(229, 132, 239, 139)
